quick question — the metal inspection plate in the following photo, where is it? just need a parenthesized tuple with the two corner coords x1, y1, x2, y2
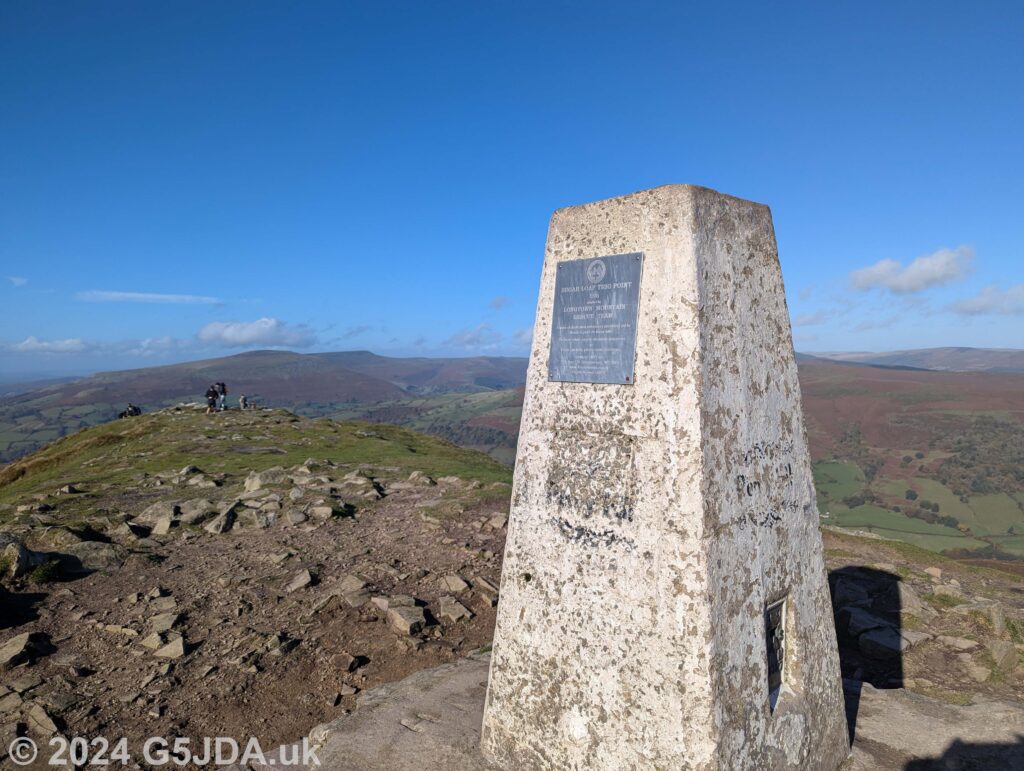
(548, 252, 643, 384)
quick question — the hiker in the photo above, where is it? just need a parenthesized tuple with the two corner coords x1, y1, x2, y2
(205, 384, 219, 414)
(239, 394, 248, 410)
(216, 382, 228, 411)
(118, 403, 142, 419)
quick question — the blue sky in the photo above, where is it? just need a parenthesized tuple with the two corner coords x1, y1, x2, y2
(2, 1, 1022, 379)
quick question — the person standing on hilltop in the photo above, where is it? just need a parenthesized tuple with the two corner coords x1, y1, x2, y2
(205, 384, 219, 415)
(216, 381, 227, 411)
(239, 394, 248, 410)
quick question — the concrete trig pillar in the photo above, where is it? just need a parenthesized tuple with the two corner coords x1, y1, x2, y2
(481, 185, 848, 770)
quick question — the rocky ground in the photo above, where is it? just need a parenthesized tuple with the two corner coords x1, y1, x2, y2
(0, 407, 509, 769)
(0, 407, 1022, 769)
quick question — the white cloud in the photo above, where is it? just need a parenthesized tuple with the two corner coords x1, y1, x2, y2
(340, 325, 372, 340)
(850, 245, 974, 294)
(9, 336, 90, 353)
(197, 317, 316, 348)
(8, 276, 28, 287)
(512, 326, 533, 347)
(793, 310, 830, 327)
(443, 323, 502, 351)
(853, 315, 901, 332)
(489, 296, 510, 311)
(950, 284, 1024, 316)
(78, 290, 222, 305)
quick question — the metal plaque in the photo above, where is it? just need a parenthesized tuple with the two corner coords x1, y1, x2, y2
(548, 252, 643, 384)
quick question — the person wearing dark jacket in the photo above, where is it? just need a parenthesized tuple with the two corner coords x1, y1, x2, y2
(205, 385, 219, 414)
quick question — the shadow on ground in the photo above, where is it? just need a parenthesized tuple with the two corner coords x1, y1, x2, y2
(828, 567, 903, 745)
(903, 736, 1024, 770)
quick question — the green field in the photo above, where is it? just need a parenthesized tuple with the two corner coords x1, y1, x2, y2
(968, 493, 1024, 535)
(828, 504, 990, 553)
(813, 460, 864, 503)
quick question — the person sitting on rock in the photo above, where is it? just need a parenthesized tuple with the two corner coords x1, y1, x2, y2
(205, 384, 219, 414)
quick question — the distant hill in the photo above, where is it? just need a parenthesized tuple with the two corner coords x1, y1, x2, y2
(0, 350, 529, 462)
(811, 347, 1024, 373)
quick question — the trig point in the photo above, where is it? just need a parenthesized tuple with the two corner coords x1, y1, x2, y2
(482, 185, 848, 769)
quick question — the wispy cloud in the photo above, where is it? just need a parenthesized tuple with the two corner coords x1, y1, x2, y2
(443, 322, 502, 351)
(512, 326, 533, 347)
(853, 315, 902, 332)
(950, 284, 1024, 316)
(340, 324, 372, 340)
(78, 290, 222, 305)
(7, 276, 28, 287)
(793, 310, 831, 327)
(850, 245, 974, 294)
(489, 296, 510, 311)
(8, 336, 90, 353)
(197, 317, 317, 348)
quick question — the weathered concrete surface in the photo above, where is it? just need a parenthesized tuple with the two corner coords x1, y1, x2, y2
(238, 656, 1024, 771)
(228, 653, 494, 771)
(481, 185, 848, 769)
(848, 683, 1024, 770)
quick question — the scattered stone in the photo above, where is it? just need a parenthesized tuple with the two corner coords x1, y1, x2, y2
(987, 639, 1017, 672)
(0, 632, 48, 669)
(331, 653, 357, 673)
(440, 574, 470, 593)
(438, 596, 473, 623)
(204, 510, 236, 534)
(0, 691, 21, 712)
(135, 502, 181, 526)
(152, 515, 177, 536)
(179, 499, 218, 526)
(832, 576, 870, 608)
(933, 584, 963, 600)
(340, 574, 369, 594)
(141, 633, 166, 650)
(924, 566, 942, 580)
(472, 576, 499, 606)
(244, 467, 289, 492)
(486, 514, 508, 530)
(858, 626, 906, 659)
(936, 635, 979, 651)
(150, 613, 181, 634)
(60, 541, 126, 573)
(154, 637, 185, 659)
(26, 703, 59, 736)
(152, 596, 177, 613)
(407, 471, 436, 486)
(286, 569, 314, 593)
(343, 591, 371, 608)
(387, 606, 426, 635)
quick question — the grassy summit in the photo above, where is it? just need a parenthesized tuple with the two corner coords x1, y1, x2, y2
(0, 406, 512, 522)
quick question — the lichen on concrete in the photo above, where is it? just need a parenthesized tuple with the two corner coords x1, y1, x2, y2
(481, 185, 848, 769)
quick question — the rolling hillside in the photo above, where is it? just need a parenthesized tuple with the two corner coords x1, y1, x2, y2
(0, 351, 530, 462)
